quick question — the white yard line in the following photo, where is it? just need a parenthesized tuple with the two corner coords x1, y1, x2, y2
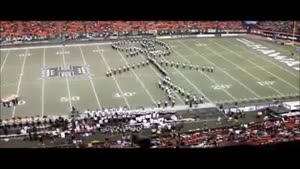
(147, 62, 185, 104)
(159, 57, 214, 103)
(61, 47, 73, 109)
(178, 40, 261, 98)
(209, 43, 284, 96)
(234, 39, 299, 77)
(79, 46, 102, 109)
(0, 42, 112, 51)
(41, 48, 45, 116)
(215, 42, 300, 91)
(191, 39, 284, 96)
(96, 46, 131, 108)
(172, 43, 237, 100)
(116, 50, 156, 104)
(12, 49, 28, 117)
(248, 59, 300, 91)
(0, 50, 10, 72)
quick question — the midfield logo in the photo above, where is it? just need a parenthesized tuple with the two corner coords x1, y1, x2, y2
(41, 65, 90, 78)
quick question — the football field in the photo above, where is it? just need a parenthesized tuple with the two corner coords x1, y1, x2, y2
(1, 37, 299, 120)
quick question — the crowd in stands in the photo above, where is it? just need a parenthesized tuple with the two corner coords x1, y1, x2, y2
(2, 21, 300, 43)
(257, 21, 300, 35)
(0, 21, 59, 42)
(95, 115, 300, 148)
(1, 104, 299, 148)
(0, 21, 245, 42)
(0, 107, 179, 145)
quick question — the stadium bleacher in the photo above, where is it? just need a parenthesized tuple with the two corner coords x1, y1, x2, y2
(93, 115, 300, 148)
(257, 21, 300, 35)
(0, 21, 246, 42)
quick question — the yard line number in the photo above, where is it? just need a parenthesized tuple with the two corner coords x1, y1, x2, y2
(60, 96, 80, 102)
(18, 53, 31, 57)
(56, 51, 70, 55)
(18, 100, 26, 105)
(211, 84, 231, 90)
(257, 81, 275, 86)
(114, 92, 136, 98)
(195, 43, 208, 47)
(93, 49, 104, 53)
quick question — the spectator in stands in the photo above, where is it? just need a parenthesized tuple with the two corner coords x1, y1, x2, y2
(0, 21, 246, 43)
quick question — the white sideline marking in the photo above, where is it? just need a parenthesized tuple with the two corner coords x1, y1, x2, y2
(0, 42, 112, 51)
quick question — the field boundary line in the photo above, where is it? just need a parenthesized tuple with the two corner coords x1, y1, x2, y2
(0, 42, 112, 51)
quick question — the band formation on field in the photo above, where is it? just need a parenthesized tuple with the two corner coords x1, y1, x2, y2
(108, 38, 215, 108)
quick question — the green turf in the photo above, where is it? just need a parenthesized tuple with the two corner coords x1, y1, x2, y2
(1, 37, 299, 120)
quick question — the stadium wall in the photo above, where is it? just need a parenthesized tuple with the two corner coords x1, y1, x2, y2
(250, 29, 300, 44)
